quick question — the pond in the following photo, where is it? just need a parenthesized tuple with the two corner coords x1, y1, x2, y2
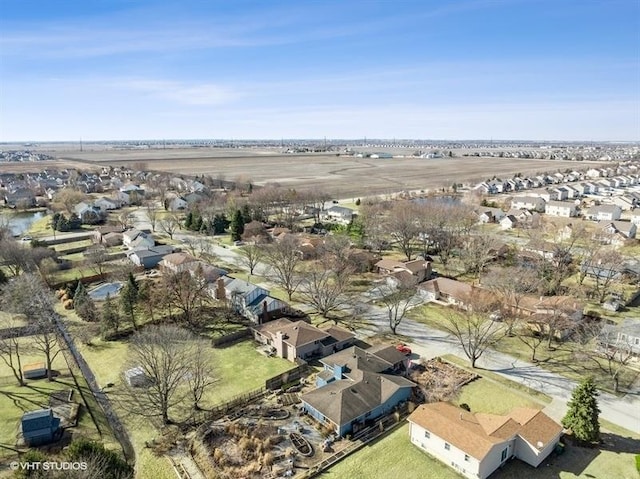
(0, 210, 46, 237)
(88, 282, 123, 301)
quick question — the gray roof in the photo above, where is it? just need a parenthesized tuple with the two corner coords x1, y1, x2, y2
(301, 371, 414, 426)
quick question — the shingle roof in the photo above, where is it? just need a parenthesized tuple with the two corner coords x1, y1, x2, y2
(408, 403, 562, 461)
(302, 371, 414, 426)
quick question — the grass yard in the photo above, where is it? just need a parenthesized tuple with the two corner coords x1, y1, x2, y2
(320, 423, 462, 479)
(454, 378, 545, 415)
(76, 335, 293, 478)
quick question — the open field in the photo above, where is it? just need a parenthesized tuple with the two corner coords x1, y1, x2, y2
(69, 152, 599, 198)
(2, 145, 606, 198)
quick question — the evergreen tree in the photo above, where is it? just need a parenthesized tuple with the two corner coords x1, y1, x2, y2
(562, 377, 600, 443)
(212, 214, 229, 234)
(101, 293, 121, 338)
(230, 209, 245, 241)
(73, 282, 97, 322)
(241, 203, 252, 223)
(193, 214, 203, 232)
(184, 211, 193, 230)
(120, 273, 139, 330)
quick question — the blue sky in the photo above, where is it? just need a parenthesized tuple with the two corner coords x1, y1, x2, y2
(1, 0, 638, 141)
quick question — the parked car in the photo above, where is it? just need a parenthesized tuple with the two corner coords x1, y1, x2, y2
(396, 344, 412, 356)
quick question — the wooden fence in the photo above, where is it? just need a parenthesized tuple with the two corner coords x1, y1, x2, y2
(211, 328, 250, 347)
(265, 364, 309, 390)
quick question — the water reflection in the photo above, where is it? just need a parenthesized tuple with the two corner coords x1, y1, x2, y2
(0, 210, 46, 236)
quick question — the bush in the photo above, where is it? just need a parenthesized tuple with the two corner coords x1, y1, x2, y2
(635, 454, 640, 473)
(460, 403, 471, 412)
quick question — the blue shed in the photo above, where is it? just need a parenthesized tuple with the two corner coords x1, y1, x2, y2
(21, 409, 61, 446)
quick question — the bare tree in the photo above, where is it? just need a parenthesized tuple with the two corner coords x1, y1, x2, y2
(187, 339, 217, 410)
(298, 268, 352, 321)
(458, 233, 496, 278)
(584, 323, 635, 393)
(159, 214, 181, 240)
(238, 244, 264, 275)
(516, 320, 546, 362)
(2, 274, 61, 381)
(145, 201, 159, 232)
(0, 314, 27, 386)
(121, 325, 214, 424)
(483, 265, 541, 335)
(84, 245, 110, 279)
(117, 211, 135, 230)
(360, 201, 390, 254)
(440, 292, 505, 368)
(385, 201, 419, 260)
(52, 188, 86, 215)
(0, 238, 36, 276)
(162, 270, 211, 326)
(264, 235, 303, 300)
(581, 250, 626, 303)
(378, 281, 416, 334)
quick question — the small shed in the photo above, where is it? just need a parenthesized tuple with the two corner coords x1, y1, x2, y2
(21, 409, 61, 446)
(23, 362, 47, 380)
(124, 366, 149, 387)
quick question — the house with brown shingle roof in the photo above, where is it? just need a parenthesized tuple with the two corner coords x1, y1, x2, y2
(301, 345, 414, 436)
(252, 319, 354, 362)
(375, 258, 432, 285)
(408, 402, 562, 479)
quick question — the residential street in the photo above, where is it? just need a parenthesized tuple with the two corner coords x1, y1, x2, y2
(136, 216, 640, 435)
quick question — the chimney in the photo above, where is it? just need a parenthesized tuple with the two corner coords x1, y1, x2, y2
(261, 300, 269, 325)
(216, 277, 226, 300)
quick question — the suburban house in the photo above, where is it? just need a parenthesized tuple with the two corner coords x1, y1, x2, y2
(596, 221, 637, 244)
(4, 188, 36, 208)
(321, 205, 355, 224)
(510, 196, 545, 212)
(159, 252, 198, 273)
(252, 318, 355, 362)
(407, 402, 563, 479)
(418, 277, 473, 306)
(500, 215, 517, 230)
(92, 225, 125, 245)
(21, 409, 62, 446)
(211, 277, 289, 323)
(122, 228, 154, 249)
(478, 207, 506, 223)
(375, 258, 432, 285)
(544, 200, 577, 217)
(127, 245, 176, 269)
(301, 345, 415, 437)
(168, 196, 188, 211)
(584, 204, 622, 221)
(94, 197, 119, 211)
(601, 318, 640, 356)
(74, 202, 104, 224)
(118, 184, 144, 205)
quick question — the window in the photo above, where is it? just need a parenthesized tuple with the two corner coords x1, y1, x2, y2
(464, 455, 470, 462)
(424, 431, 430, 439)
(445, 443, 451, 451)
(501, 448, 508, 462)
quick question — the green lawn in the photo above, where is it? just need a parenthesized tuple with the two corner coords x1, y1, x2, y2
(454, 378, 545, 415)
(411, 304, 639, 396)
(77, 336, 293, 478)
(321, 382, 639, 479)
(321, 423, 462, 479)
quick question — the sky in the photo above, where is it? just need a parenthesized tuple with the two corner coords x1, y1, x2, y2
(0, 0, 639, 142)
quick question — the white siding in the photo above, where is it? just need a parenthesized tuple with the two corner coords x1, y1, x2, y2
(409, 422, 483, 479)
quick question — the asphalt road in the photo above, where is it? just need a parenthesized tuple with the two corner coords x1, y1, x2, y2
(135, 213, 640, 435)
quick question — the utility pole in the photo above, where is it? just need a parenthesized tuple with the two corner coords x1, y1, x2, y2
(80, 138, 83, 152)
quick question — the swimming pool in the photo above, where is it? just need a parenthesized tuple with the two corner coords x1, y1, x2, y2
(88, 282, 123, 301)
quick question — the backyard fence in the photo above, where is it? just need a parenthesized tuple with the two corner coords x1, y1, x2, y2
(211, 328, 250, 347)
(265, 364, 309, 391)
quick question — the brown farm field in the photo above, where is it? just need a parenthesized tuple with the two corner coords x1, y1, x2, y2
(2, 145, 608, 198)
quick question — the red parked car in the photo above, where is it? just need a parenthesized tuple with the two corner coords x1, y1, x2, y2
(396, 344, 412, 356)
